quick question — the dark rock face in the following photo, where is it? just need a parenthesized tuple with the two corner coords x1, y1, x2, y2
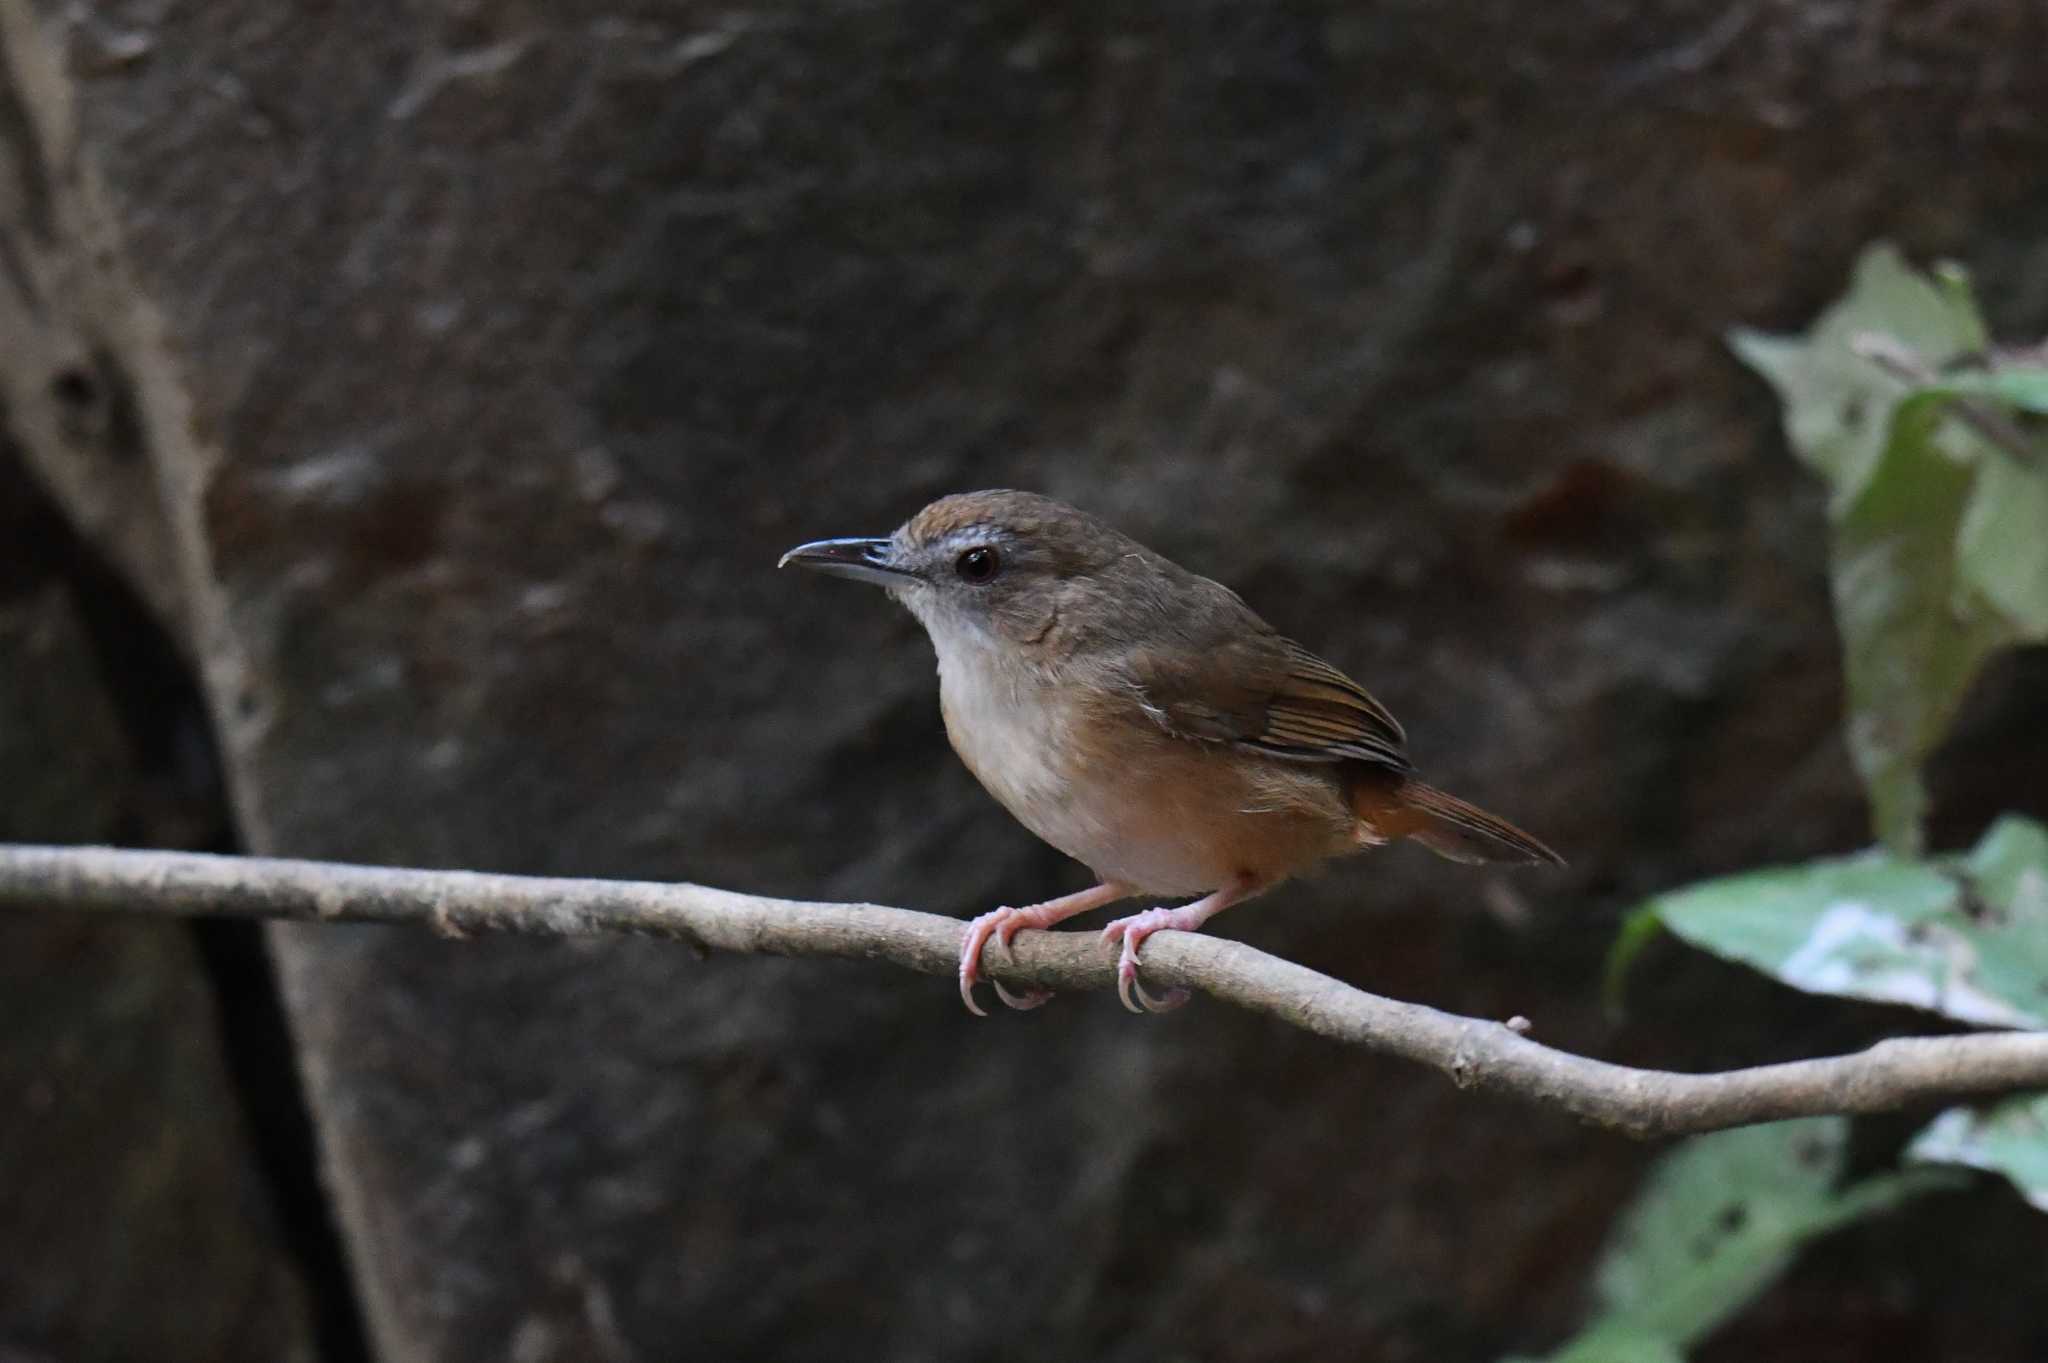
(4, 1, 2046, 1360)
(0, 456, 317, 1363)
(0, 909, 319, 1363)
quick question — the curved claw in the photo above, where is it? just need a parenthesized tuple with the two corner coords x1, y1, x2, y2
(959, 908, 1007, 1016)
(992, 977, 1053, 1010)
(958, 884, 1133, 1015)
(987, 924, 1053, 1009)
(1134, 978, 1190, 1013)
(960, 905, 1059, 1015)
(1101, 907, 1195, 1015)
(1113, 950, 1188, 1014)
(1114, 946, 1144, 1014)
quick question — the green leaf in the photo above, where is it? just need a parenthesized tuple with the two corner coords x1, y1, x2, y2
(1731, 245, 2048, 853)
(1509, 1323, 1685, 1363)
(1930, 261, 1993, 353)
(1896, 359, 2048, 635)
(1909, 1092, 2048, 1213)
(1962, 813, 2048, 911)
(1517, 1119, 1952, 1361)
(1729, 242, 1985, 507)
(1909, 366, 2048, 415)
(1633, 816, 2048, 1027)
(1597, 1119, 1831, 1340)
(1603, 906, 1666, 1016)
(1956, 447, 2048, 635)
(1830, 394, 2018, 852)
(1896, 805, 2048, 1216)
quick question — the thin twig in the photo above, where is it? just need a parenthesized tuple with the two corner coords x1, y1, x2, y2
(3, 843, 2044, 1139)
(1850, 330, 2041, 468)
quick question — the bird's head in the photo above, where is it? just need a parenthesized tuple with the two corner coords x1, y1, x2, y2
(779, 489, 1139, 654)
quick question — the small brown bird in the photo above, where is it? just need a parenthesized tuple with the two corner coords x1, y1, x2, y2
(781, 490, 1561, 1015)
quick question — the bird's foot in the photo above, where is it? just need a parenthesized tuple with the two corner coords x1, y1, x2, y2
(1099, 906, 1202, 1014)
(958, 904, 1060, 1015)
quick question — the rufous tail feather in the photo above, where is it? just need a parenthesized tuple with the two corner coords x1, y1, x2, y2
(1349, 773, 1564, 866)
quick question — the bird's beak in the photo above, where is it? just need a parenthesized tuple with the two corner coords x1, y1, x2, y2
(777, 536, 914, 587)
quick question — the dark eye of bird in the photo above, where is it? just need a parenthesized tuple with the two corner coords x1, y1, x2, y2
(955, 546, 1001, 584)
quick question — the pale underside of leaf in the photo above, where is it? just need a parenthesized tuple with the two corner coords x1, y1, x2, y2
(1627, 816, 2048, 1029)
(1909, 1091, 2048, 1214)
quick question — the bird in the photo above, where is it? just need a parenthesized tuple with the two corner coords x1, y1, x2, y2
(779, 490, 1561, 1015)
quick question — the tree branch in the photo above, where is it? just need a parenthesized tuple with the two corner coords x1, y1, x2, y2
(3, 842, 2044, 1139)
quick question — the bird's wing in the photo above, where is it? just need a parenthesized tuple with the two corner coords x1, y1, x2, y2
(1121, 627, 1410, 771)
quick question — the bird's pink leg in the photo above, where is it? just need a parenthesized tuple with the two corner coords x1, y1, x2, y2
(1100, 875, 1267, 1014)
(959, 882, 1132, 1015)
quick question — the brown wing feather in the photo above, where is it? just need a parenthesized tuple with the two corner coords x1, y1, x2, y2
(1250, 640, 1408, 766)
(1121, 618, 1410, 772)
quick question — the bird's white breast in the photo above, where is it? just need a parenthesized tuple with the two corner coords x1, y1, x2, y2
(931, 630, 1231, 895)
(936, 635, 1087, 841)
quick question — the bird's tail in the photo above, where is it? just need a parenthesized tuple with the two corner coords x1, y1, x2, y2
(1348, 771, 1564, 866)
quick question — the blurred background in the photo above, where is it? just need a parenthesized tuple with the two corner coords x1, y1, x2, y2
(3, 3, 2047, 1361)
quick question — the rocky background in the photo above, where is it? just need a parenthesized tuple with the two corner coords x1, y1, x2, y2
(3, 2, 2047, 1360)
